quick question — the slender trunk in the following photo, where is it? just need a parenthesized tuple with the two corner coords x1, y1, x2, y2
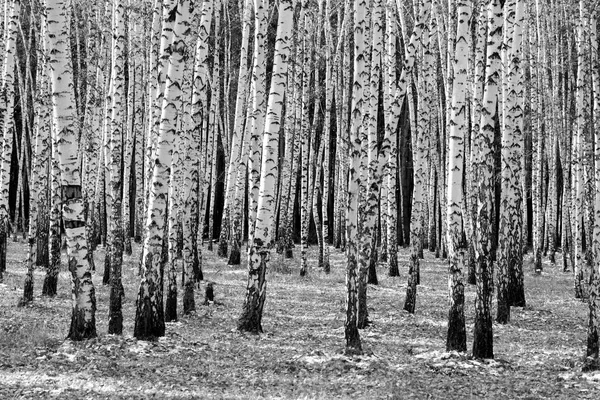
(46, 0, 97, 340)
(134, 0, 192, 340)
(107, 0, 126, 334)
(239, 0, 294, 332)
(445, 0, 471, 353)
(472, 0, 501, 359)
(0, 0, 19, 281)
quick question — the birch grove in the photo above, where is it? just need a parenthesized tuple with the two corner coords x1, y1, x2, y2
(0, 0, 596, 370)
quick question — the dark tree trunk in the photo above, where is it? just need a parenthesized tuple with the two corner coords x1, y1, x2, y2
(108, 228, 123, 334)
(67, 260, 97, 341)
(345, 249, 362, 355)
(22, 240, 35, 304)
(508, 251, 526, 307)
(228, 237, 241, 265)
(367, 243, 378, 284)
(204, 282, 214, 304)
(473, 256, 494, 359)
(134, 251, 166, 340)
(238, 252, 267, 333)
(0, 220, 6, 282)
(43, 225, 61, 297)
(446, 282, 466, 352)
(183, 277, 195, 315)
(36, 209, 50, 267)
(404, 254, 418, 314)
(586, 269, 599, 361)
(165, 259, 178, 323)
(103, 252, 110, 285)
(388, 250, 399, 277)
(467, 242, 476, 285)
(217, 214, 229, 258)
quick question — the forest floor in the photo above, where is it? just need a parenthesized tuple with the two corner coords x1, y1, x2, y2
(0, 240, 599, 399)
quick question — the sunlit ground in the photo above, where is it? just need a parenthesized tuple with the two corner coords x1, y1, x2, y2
(1, 240, 599, 399)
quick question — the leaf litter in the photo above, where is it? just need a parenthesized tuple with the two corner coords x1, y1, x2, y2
(0, 241, 599, 398)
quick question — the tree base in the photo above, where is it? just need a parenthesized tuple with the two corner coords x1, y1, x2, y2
(472, 318, 494, 359)
(228, 245, 241, 265)
(42, 274, 58, 297)
(404, 287, 416, 314)
(21, 279, 34, 306)
(67, 286, 97, 341)
(192, 254, 203, 282)
(134, 252, 166, 341)
(134, 296, 166, 340)
(344, 324, 362, 356)
(204, 282, 215, 305)
(344, 344, 363, 356)
(238, 253, 267, 333)
(583, 357, 600, 372)
(446, 309, 467, 353)
(323, 259, 330, 274)
(108, 285, 124, 335)
(165, 288, 178, 323)
(368, 249, 378, 285)
(183, 282, 195, 315)
(284, 248, 293, 259)
(388, 253, 399, 276)
(496, 301, 510, 324)
(404, 256, 419, 314)
(533, 249, 543, 274)
(508, 283, 526, 307)
(217, 239, 228, 258)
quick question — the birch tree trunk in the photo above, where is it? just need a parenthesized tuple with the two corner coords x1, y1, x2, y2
(108, 0, 126, 334)
(466, 0, 488, 285)
(238, 0, 294, 333)
(247, 0, 269, 259)
(497, 0, 524, 324)
(46, 0, 97, 340)
(344, 0, 368, 355)
(472, 0, 501, 359)
(588, 6, 600, 365)
(188, 0, 212, 281)
(22, 28, 51, 304)
(134, 0, 192, 340)
(404, 22, 432, 315)
(445, 0, 471, 353)
(219, 0, 252, 260)
(574, 0, 588, 298)
(299, 5, 314, 277)
(384, 0, 399, 277)
(0, 0, 19, 281)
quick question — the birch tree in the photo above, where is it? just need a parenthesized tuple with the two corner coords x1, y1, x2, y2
(0, 0, 19, 281)
(134, 0, 192, 340)
(46, 0, 97, 340)
(588, 4, 600, 366)
(472, 0, 502, 359)
(107, 0, 126, 335)
(238, 0, 294, 333)
(344, 0, 369, 355)
(445, 0, 471, 353)
(22, 24, 51, 304)
(497, 0, 525, 324)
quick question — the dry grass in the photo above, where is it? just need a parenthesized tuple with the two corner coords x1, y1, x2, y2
(0, 240, 599, 399)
